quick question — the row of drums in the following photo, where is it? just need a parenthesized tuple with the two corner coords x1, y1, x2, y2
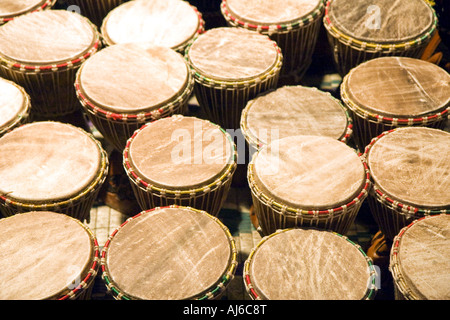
(0, 0, 449, 300)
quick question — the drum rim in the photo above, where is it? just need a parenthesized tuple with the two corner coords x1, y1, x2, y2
(389, 214, 450, 300)
(220, 0, 325, 32)
(184, 28, 283, 85)
(0, 122, 109, 209)
(240, 86, 354, 149)
(243, 227, 378, 300)
(100, 1, 205, 53)
(0, 0, 55, 24)
(363, 128, 450, 214)
(100, 205, 238, 300)
(0, 78, 31, 136)
(247, 140, 371, 215)
(74, 48, 195, 117)
(0, 10, 101, 70)
(341, 59, 450, 122)
(123, 116, 238, 194)
(323, 0, 438, 51)
(0, 211, 100, 300)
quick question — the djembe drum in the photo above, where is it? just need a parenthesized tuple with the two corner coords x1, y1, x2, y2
(323, 0, 438, 76)
(67, 0, 127, 27)
(123, 115, 237, 216)
(185, 27, 283, 130)
(390, 214, 450, 300)
(0, 211, 100, 300)
(0, 121, 109, 222)
(244, 228, 378, 300)
(341, 56, 450, 151)
(0, 0, 56, 25)
(0, 77, 30, 137)
(101, 205, 238, 300)
(100, 0, 204, 54)
(221, 0, 325, 82)
(0, 10, 100, 120)
(248, 135, 370, 236)
(364, 127, 450, 241)
(75, 43, 194, 151)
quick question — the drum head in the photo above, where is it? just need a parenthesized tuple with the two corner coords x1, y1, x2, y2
(127, 116, 235, 190)
(327, 0, 435, 43)
(187, 27, 279, 82)
(101, 0, 201, 49)
(78, 43, 189, 114)
(242, 86, 349, 146)
(367, 127, 450, 209)
(247, 228, 373, 299)
(344, 57, 450, 118)
(0, 121, 102, 203)
(0, 211, 94, 300)
(0, 77, 28, 130)
(252, 135, 366, 210)
(394, 215, 450, 299)
(0, 10, 96, 65)
(224, 0, 321, 25)
(104, 206, 233, 300)
(0, 0, 49, 20)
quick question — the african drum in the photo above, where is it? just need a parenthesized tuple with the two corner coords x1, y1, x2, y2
(0, 211, 99, 300)
(221, 0, 324, 81)
(241, 85, 353, 153)
(0, 77, 30, 137)
(390, 214, 450, 300)
(185, 27, 282, 130)
(123, 115, 237, 216)
(75, 43, 194, 151)
(101, 205, 238, 300)
(244, 228, 378, 300)
(341, 56, 450, 151)
(364, 127, 450, 240)
(67, 0, 127, 27)
(101, 0, 204, 54)
(0, 121, 108, 222)
(0, 0, 55, 25)
(324, 0, 438, 76)
(248, 135, 370, 236)
(0, 10, 100, 118)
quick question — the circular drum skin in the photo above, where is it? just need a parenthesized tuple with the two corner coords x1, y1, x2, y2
(0, 76, 30, 137)
(0, 0, 56, 25)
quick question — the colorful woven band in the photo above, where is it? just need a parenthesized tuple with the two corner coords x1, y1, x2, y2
(75, 68, 194, 122)
(323, 0, 438, 52)
(363, 129, 450, 216)
(100, 205, 238, 300)
(248, 151, 371, 217)
(0, 125, 109, 210)
(240, 89, 353, 149)
(0, 0, 56, 24)
(184, 35, 283, 88)
(341, 75, 449, 126)
(243, 228, 378, 300)
(390, 214, 449, 300)
(220, 0, 325, 34)
(123, 118, 238, 197)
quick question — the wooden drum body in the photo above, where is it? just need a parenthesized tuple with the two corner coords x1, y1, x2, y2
(0, 121, 109, 222)
(341, 56, 450, 151)
(101, 206, 238, 300)
(364, 127, 450, 240)
(324, 0, 438, 76)
(0, 10, 100, 118)
(123, 115, 237, 216)
(248, 135, 371, 236)
(244, 228, 378, 300)
(0, 211, 100, 300)
(390, 214, 450, 300)
(0, 77, 30, 137)
(185, 27, 283, 130)
(75, 43, 194, 151)
(221, 0, 324, 82)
